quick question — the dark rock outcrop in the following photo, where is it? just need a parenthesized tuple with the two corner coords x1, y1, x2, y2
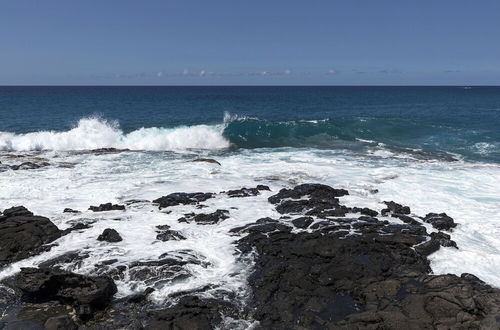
(291, 216, 314, 229)
(153, 192, 214, 209)
(0, 206, 61, 266)
(191, 158, 221, 166)
(63, 208, 80, 213)
(225, 185, 270, 198)
(10, 268, 117, 320)
(237, 223, 499, 329)
(156, 225, 186, 241)
(89, 203, 125, 212)
(146, 296, 238, 330)
(178, 209, 229, 225)
(381, 201, 411, 215)
(422, 212, 457, 231)
(97, 228, 123, 242)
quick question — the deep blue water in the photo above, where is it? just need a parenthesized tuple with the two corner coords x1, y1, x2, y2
(0, 86, 499, 162)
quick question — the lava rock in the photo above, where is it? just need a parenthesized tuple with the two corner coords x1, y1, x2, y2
(153, 192, 214, 209)
(146, 296, 237, 330)
(351, 207, 379, 217)
(191, 158, 221, 166)
(156, 229, 186, 241)
(63, 208, 80, 213)
(381, 201, 411, 215)
(268, 183, 348, 204)
(89, 203, 125, 212)
(237, 222, 500, 329)
(9, 161, 50, 170)
(0, 207, 61, 266)
(127, 287, 155, 304)
(422, 212, 457, 231)
(178, 209, 229, 225)
(291, 216, 314, 229)
(11, 268, 117, 320)
(44, 315, 78, 330)
(97, 228, 123, 242)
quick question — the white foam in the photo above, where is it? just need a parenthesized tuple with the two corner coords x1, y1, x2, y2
(0, 147, 499, 304)
(0, 117, 230, 151)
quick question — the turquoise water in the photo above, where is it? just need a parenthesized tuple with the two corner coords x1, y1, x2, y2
(0, 86, 499, 162)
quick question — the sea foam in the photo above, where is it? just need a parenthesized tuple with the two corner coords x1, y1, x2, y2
(0, 117, 230, 151)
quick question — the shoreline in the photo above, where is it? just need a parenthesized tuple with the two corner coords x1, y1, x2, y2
(1, 182, 499, 328)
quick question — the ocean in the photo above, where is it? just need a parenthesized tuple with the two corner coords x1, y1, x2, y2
(0, 86, 499, 303)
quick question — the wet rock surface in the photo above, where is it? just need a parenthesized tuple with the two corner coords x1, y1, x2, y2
(178, 209, 229, 225)
(88, 203, 125, 212)
(8, 268, 116, 321)
(0, 206, 61, 266)
(97, 228, 123, 242)
(422, 212, 457, 231)
(0, 184, 499, 329)
(153, 192, 214, 209)
(224, 185, 270, 198)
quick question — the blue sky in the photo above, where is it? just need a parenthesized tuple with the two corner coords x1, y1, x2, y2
(1, 0, 499, 85)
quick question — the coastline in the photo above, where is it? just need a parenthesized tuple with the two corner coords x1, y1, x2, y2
(1, 154, 499, 328)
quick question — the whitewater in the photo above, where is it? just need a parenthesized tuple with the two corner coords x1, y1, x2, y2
(0, 114, 499, 305)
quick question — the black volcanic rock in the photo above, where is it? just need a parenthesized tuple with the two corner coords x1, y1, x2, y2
(63, 208, 80, 213)
(0, 206, 61, 266)
(225, 185, 271, 198)
(153, 192, 214, 209)
(351, 206, 379, 217)
(11, 268, 116, 320)
(146, 296, 238, 330)
(89, 203, 125, 212)
(237, 225, 500, 329)
(268, 183, 348, 204)
(422, 212, 457, 231)
(156, 228, 186, 241)
(97, 228, 123, 242)
(381, 201, 411, 215)
(291, 216, 314, 229)
(178, 209, 229, 225)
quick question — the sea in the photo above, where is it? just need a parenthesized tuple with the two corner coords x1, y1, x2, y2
(0, 86, 499, 304)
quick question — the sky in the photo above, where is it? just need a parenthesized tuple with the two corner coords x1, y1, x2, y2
(1, 0, 499, 85)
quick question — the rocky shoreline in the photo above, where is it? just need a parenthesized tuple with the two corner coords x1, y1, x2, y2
(1, 183, 499, 329)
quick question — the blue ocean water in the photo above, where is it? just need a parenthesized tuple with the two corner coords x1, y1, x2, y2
(0, 86, 499, 162)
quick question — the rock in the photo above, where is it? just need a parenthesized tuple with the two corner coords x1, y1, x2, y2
(97, 228, 123, 242)
(422, 212, 457, 231)
(153, 192, 214, 209)
(146, 296, 237, 330)
(63, 208, 80, 213)
(268, 183, 349, 216)
(381, 201, 411, 215)
(178, 209, 229, 225)
(351, 207, 378, 217)
(225, 185, 271, 198)
(2, 206, 34, 217)
(0, 207, 61, 266)
(291, 216, 314, 229)
(268, 183, 348, 204)
(430, 231, 458, 248)
(87, 147, 129, 155)
(11, 268, 117, 320)
(89, 203, 125, 212)
(44, 315, 78, 330)
(191, 158, 221, 166)
(156, 229, 186, 241)
(237, 219, 500, 329)
(38, 251, 89, 269)
(9, 161, 50, 170)
(127, 287, 155, 304)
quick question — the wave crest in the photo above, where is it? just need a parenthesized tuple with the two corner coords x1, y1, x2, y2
(0, 117, 230, 151)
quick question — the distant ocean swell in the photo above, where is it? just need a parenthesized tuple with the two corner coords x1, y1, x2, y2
(0, 115, 498, 162)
